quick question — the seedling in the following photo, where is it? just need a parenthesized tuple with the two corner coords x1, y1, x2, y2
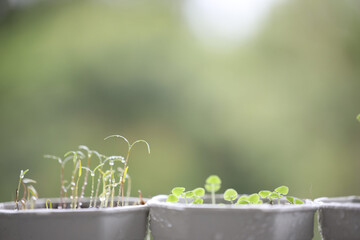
(357, 114, 360, 122)
(205, 175, 221, 204)
(104, 135, 150, 206)
(167, 176, 304, 206)
(223, 189, 238, 204)
(46, 199, 52, 209)
(15, 169, 29, 210)
(81, 163, 104, 208)
(44, 155, 72, 208)
(167, 187, 205, 204)
(259, 186, 304, 205)
(236, 194, 262, 205)
(14, 135, 149, 211)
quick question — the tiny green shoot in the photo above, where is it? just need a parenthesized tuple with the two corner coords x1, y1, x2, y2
(205, 175, 221, 204)
(104, 135, 150, 207)
(223, 188, 238, 204)
(236, 194, 262, 205)
(167, 187, 205, 204)
(15, 169, 29, 210)
(46, 199, 52, 209)
(167, 176, 304, 206)
(259, 186, 304, 205)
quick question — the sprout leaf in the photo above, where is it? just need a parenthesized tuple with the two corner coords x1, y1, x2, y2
(259, 190, 271, 198)
(193, 188, 205, 197)
(224, 188, 238, 202)
(172, 187, 185, 197)
(275, 186, 289, 195)
(166, 194, 179, 203)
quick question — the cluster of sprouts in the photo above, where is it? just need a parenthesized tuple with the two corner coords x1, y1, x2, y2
(167, 175, 304, 205)
(15, 135, 150, 210)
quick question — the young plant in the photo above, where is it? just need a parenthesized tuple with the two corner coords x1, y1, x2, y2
(26, 184, 38, 210)
(204, 175, 221, 204)
(167, 187, 205, 204)
(259, 186, 304, 205)
(103, 156, 125, 208)
(44, 155, 72, 209)
(15, 169, 29, 210)
(81, 163, 104, 208)
(46, 199, 52, 209)
(236, 194, 262, 205)
(223, 188, 238, 204)
(104, 135, 150, 206)
(77, 145, 93, 206)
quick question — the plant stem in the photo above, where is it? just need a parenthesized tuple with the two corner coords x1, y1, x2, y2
(211, 185, 215, 205)
(110, 165, 115, 208)
(89, 174, 95, 208)
(70, 161, 77, 208)
(60, 165, 64, 208)
(79, 155, 91, 206)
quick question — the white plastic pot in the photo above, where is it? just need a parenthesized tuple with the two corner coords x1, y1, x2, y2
(315, 196, 360, 240)
(148, 195, 317, 240)
(0, 198, 149, 240)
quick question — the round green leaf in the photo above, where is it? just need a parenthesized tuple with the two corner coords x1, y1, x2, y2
(275, 186, 289, 195)
(238, 196, 249, 201)
(259, 190, 271, 198)
(357, 114, 360, 122)
(205, 183, 221, 192)
(224, 188, 238, 201)
(172, 187, 185, 197)
(185, 191, 194, 198)
(236, 199, 249, 205)
(206, 175, 221, 184)
(270, 192, 280, 199)
(166, 194, 179, 203)
(256, 200, 263, 204)
(248, 194, 260, 203)
(193, 188, 205, 197)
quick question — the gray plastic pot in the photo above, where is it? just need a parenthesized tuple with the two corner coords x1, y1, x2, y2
(315, 196, 360, 240)
(0, 197, 149, 240)
(148, 195, 317, 240)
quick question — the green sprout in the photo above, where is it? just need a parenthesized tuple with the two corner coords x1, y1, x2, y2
(81, 163, 104, 208)
(26, 184, 38, 210)
(93, 152, 106, 208)
(167, 187, 205, 204)
(236, 194, 262, 205)
(78, 145, 94, 207)
(205, 175, 221, 204)
(224, 188, 238, 204)
(46, 199, 52, 209)
(15, 169, 29, 210)
(104, 135, 150, 207)
(103, 156, 125, 208)
(44, 155, 72, 209)
(259, 186, 304, 205)
(357, 114, 360, 122)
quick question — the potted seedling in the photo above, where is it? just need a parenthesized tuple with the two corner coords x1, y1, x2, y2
(148, 175, 317, 240)
(314, 114, 360, 240)
(0, 135, 150, 240)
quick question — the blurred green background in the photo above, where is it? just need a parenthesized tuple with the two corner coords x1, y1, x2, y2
(1, 0, 360, 215)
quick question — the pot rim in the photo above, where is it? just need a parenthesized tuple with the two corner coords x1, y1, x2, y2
(315, 195, 360, 209)
(0, 197, 148, 215)
(148, 195, 318, 212)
